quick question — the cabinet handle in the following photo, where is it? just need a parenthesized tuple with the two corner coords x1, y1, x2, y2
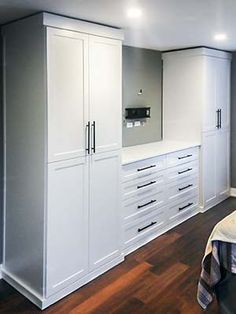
(92, 121, 96, 153)
(216, 109, 220, 129)
(137, 199, 156, 209)
(179, 202, 193, 211)
(178, 184, 193, 191)
(137, 181, 156, 189)
(178, 154, 192, 160)
(178, 168, 192, 175)
(86, 121, 90, 154)
(219, 109, 222, 129)
(138, 221, 157, 232)
(137, 165, 156, 172)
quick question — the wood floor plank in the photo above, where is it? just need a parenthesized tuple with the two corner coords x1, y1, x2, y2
(0, 197, 235, 313)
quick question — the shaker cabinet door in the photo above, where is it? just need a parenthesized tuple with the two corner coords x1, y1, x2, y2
(216, 58, 231, 130)
(216, 129, 230, 199)
(202, 131, 217, 208)
(89, 151, 122, 271)
(89, 36, 122, 154)
(47, 27, 89, 162)
(46, 158, 89, 297)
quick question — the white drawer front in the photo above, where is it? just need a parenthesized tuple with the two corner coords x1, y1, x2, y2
(167, 176, 198, 201)
(124, 208, 166, 248)
(123, 171, 165, 200)
(123, 155, 166, 183)
(167, 147, 199, 168)
(167, 161, 198, 182)
(168, 195, 199, 224)
(123, 189, 166, 223)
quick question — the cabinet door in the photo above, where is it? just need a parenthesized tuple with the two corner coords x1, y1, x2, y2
(203, 57, 217, 132)
(89, 151, 122, 271)
(46, 158, 89, 297)
(216, 58, 231, 129)
(89, 36, 122, 154)
(47, 28, 89, 162)
(202, 131, 217, 208)
(216, 129, 230, 199)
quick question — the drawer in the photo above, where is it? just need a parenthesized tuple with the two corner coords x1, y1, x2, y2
(167, 176, 198, 201)
(166, 161, 198, 182)
(123, 171, 165, 200)
(124, 207, 166, 249)
(167, 195, 199, 224)
(167, 147, 199, 168)
(123, 189, 166, 223)
(123, 155, 166, 183)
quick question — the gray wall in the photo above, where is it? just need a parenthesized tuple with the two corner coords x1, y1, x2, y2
(231, 52, 236, 188)
(0, 29, 3, 263)
(122, 46, 162, 147)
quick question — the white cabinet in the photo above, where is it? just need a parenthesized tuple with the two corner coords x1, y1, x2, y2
(89, 151, 121, 270)
(89, 36, 122, 154)
(216, 129, 230, 198)
(163, 48, 231, 212)
(47, 28, 89, 162)
(3, 12, 123, 310)
(202, 131, 217, 208)
(122, 146, 200, 255)
(202, 129, 230, 210)
(46, 158, 89, 296)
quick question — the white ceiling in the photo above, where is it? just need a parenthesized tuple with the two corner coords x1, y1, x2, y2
(1, 0, 236, 51)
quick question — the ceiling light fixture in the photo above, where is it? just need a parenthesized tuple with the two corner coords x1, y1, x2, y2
(127, 7, 142, 18)
(214, 33, 227, 41)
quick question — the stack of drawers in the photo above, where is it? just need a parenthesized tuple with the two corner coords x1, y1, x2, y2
(166, 147, 199, 227)
(122, 146, 199, 255)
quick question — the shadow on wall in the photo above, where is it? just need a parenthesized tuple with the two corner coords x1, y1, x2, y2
(231, 52, 236, 188)
(122, 45, 162, 147)
(0, 28, 3, 263)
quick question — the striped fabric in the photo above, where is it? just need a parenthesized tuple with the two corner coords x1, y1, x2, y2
(197, 241, 236, 309)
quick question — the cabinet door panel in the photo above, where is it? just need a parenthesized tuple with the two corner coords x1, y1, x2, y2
(89, 36, 122, 154)
(216, 129, 230, 198)
(202, 131, 217, 207)
(89, 151, 121, 270)
(203, 57, 217, 132)
(46, 158, 89, 296)
(47, 28, 89, 162)
(216, 58, 231, 129)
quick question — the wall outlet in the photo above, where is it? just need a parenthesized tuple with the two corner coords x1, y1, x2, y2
(126, 122, 133, 128)
(134, 121, 141, 127)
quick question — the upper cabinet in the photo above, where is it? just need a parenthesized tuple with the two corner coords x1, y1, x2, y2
(47, 29, 122, 163)
(163, 48, 231, 141)
(89, 36, 122, 154)
(203, 56, 231, 132)
(47, 28, 89, 162)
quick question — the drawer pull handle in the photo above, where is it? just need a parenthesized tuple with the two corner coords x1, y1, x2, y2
(137, 181, 156, 189)
(138, 221, 157, 232)
(178, 154, 192, 160)
(137, 165, 156, 172)
(178, 184, 193, 191)
(137, 199, 157, 209)
(178, 168, 192, 175)
(179, 202, 193, 211)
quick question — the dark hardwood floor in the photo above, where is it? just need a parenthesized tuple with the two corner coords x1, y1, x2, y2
(1, 197, 236, 314)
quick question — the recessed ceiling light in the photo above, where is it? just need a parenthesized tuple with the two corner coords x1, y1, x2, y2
(214, 33, 227, 41)
(127, 7, 142, 18)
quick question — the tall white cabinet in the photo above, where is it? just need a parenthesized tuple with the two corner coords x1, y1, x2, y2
(162, 48, 231, 212)
(2, 13, 123, 309)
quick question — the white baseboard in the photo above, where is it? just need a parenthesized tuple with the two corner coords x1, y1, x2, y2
(230, 188, 236, 197)
(0, 264, 2, 279)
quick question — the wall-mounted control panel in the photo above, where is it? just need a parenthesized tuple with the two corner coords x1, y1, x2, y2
(125, 107, 151, 120)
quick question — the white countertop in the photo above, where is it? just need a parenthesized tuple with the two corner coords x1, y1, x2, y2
(122, 140, 201, 165)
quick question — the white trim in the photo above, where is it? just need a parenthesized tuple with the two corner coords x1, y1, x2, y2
(2, 255, 124, 310)
(0, 264, 2, 279)
(230, 188, 236, 197)
(42, 13, 124, 40)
